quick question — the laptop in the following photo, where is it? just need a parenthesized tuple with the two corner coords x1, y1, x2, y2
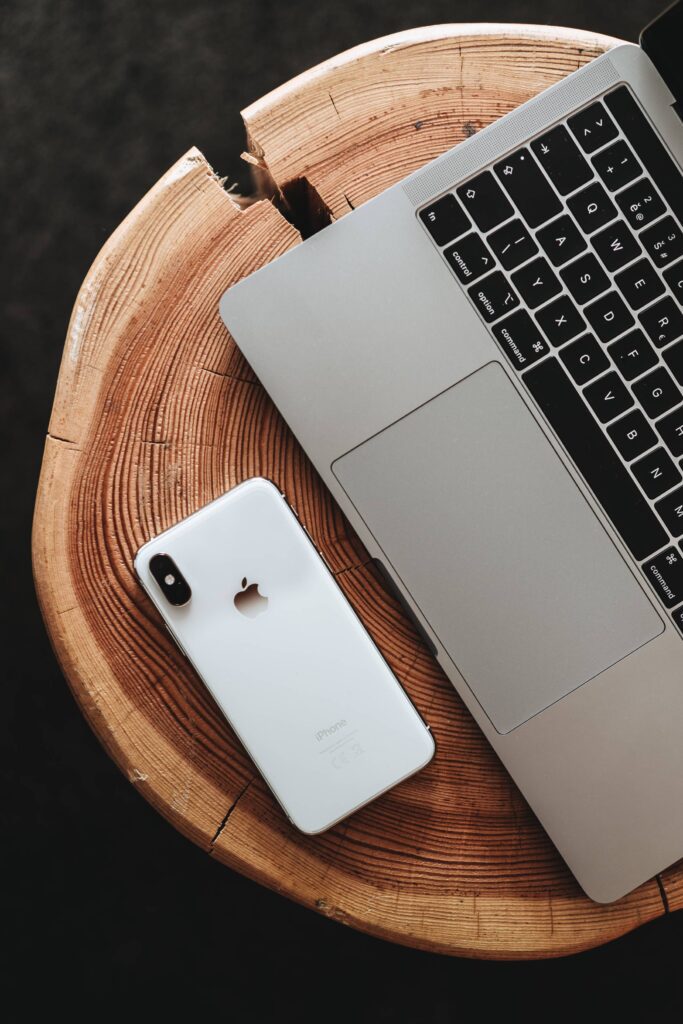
(220, 2, 683, 903)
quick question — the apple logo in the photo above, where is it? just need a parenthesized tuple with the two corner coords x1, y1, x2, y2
(234, 577, 268, 618)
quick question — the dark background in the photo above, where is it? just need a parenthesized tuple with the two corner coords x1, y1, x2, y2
(3, 0, 683, 1018)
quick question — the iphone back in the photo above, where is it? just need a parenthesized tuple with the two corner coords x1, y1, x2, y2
(134, 478, 434, 833)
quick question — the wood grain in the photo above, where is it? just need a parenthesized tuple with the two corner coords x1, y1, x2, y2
(33, 26, 680, 957)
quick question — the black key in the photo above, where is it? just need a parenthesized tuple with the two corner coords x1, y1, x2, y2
(523, 358, 667, 559)
(494, 148, 562, 228)
(531, 125, 592, 196)
(568, 101, 618, 154)
(608, 329, 657, 381)
(605, 86, 683, 229)
(671, 604, 683, 635)
(468, 271, 519, 322)
(585, 291, 635, 343)
(592, 141, 641, 192)
(560, 253, 610, 305)
(633, 367, 682, 418)
(608, 410, 657, 461)
(632, 447, 681, 498)
(664, 261, 683, 306)
(617, 178, 666, 231)
(444, 233, 495, 283)
(656, 486, 683, 537)
(640, 297, 683, 348)
(592, 220, 641, 273)
(491, 309, 550, 371)
(488, 219, 537, 270)
(420, 193, 469, 246)
(663, 339, 683, 385)
(567, 182, 617, 234)
(456, 172, 513, 232)
(657, 406, 683, 458)
(536, 295, 586, 347)
(537, 214, 586, 267)
(511, 257, 561, 309)
(560, 334, 609, 385)
(584, 371, 634, 423)
(641, 547, 683, 608)
(615, 258, 665, 310)
(641, 216, 683, 269)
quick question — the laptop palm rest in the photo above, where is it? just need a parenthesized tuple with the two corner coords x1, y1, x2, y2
(332, 362, 663, 734)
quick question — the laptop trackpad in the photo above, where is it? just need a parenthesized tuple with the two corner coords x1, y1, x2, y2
(332, 362, 662, 734)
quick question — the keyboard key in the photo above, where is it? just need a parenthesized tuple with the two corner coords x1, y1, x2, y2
(608, 410, 657, 461)
(640, 297, 683, 348)
(537, 214, 586, 267)
(655, 486, 683, 537)
(568, 101, 618, 153)
(491, 309, 550, 370)
(632, 447, 681, 498)
(488, 219, 538, 270)
(420, 193, 469, 245)
(641, 216, 683, 269)
(523, 357, 667, 559)
(494, 148, 562, 228)
(617, 178, 666, 231)
(633, 367, 682, 418)
(560, 334, 609, 385)
(608, 329, 657, 381)
(592, 140, 642, 192)
(444, 233, 495, 283)
(641, 547, 683, 608)
(592, 220, 641, 272)
(585, 291, 635, 343)
(457, 172, 513, 232)
(664, 261, 683, 306)
(568, 182, 617, 234)
(657, 406, 683, 458)
(560, 253, 610, 305)
(671, 604, 683, 634)
(605, 86, 683, 228)
(468, 271, 519, 322)
(615, 258, 665, 310)
(536, 295, 586, 346)
(531, 125, 593, 195)
(584, 371, 634, 423)
(511, 257, 561, 309)
(663, 340, 683, 385)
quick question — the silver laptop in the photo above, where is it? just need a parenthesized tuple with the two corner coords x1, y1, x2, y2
(220, 2, 683, 903)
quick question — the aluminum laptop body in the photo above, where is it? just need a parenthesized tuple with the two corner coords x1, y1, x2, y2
(220, 5, 683, 902)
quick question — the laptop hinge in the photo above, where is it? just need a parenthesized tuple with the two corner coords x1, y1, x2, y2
(640, 1, 683, 123)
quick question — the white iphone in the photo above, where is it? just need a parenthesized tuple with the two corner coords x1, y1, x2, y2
(134, 478, 434, 833)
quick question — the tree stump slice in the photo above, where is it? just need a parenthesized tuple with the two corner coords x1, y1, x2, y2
(33, 24, 683, 958)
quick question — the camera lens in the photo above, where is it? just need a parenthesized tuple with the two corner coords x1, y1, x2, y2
(149, 553, 192, 606)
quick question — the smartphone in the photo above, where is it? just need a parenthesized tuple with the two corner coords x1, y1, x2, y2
(134, 478, 434, 833)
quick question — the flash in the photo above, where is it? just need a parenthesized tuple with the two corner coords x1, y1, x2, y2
(164, 573, 175, 586)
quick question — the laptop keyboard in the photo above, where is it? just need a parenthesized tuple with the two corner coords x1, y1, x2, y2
(419, 85, 683, 631)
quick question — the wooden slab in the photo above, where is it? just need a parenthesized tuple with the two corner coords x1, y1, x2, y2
(33, 25, 682, 958)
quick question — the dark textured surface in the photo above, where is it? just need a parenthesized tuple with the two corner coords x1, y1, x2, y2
(3, 0, 683, 1016)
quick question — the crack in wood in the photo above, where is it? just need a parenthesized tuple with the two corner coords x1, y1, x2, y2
(200, 366, 259, 386)
(327, 91, 341, 120)
(656, 874, 671, 914)
(209, 777, 255, 849)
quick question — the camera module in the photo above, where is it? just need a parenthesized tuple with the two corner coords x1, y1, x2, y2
(149, 553, 192, 606)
